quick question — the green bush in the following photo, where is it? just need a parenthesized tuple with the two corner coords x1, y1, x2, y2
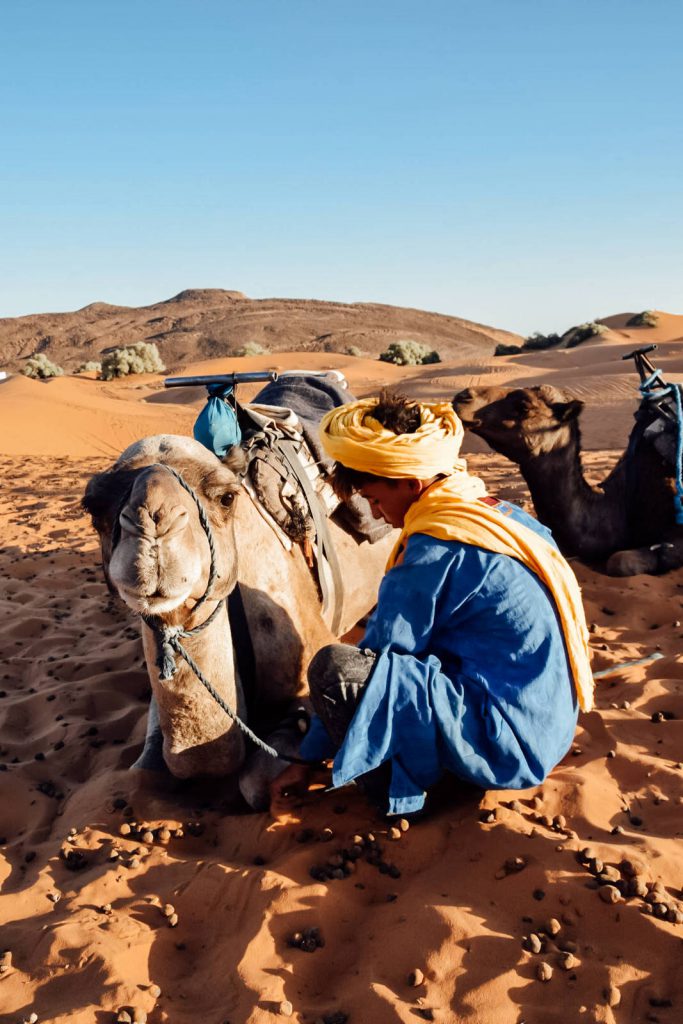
(626, 310, 659, 328)
(379, 340, 441, 366)
(100, 342, 165, 380)
(74, 360, 102, 375)
(235, 341, 268, 357)
(565, 322, 608, 349)
(345, 345, 363, 357)
(522, 332, 563, 351)
(494, 343, 523, 357)
(23, 353, 64, 379)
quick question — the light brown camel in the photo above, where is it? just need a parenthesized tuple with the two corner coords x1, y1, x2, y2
(453, 384, 683, 576)
(83, 434, 394, 804)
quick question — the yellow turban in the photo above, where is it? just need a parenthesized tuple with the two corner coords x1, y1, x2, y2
(320, 397, 474, 480)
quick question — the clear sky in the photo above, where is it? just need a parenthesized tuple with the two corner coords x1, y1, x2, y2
(1, 0, 681, 334)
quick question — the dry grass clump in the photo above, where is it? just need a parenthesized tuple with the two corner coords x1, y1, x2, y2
(100, 342, 165, 380)
(627, 310, 659, 328)
(379, 340, 440, 366)
(23, 353, 64, 378)
(235, 341, 268, 357)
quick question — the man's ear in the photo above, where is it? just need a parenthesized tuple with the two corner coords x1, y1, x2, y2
(411, 478, 428, 495)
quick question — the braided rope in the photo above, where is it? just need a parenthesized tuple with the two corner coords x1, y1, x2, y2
(139, 464, 316, 766)
(160, 465, 219, 611)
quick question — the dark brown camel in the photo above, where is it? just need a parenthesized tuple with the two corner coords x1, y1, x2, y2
(453, 384, 683, 576)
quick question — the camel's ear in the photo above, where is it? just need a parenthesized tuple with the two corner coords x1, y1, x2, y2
(82, 468, 139, 527)
(551, 399, 584, 423)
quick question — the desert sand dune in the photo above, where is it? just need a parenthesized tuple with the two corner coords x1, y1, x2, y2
(1, 316, 682, 1023)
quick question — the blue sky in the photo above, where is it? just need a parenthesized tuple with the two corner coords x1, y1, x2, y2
(1, 0, 681, 334)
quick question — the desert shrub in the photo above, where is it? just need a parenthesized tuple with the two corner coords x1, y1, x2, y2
(100, 342, 165, 380)
(345, 345, 363, 357)
(23, 353, 64, 379)
(626, 310, 659, 328)
(379, 340, 441, 366)
(235, 341, 268, 357)
(74, 360, 102, 375)
(522, 332, 563, 351)
(494, 343, 523, 357)
(565, 322, 608, 349)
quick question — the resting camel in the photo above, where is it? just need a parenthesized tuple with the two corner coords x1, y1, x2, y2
(83, 434, 394, 805)
(453, 384, 683, 576)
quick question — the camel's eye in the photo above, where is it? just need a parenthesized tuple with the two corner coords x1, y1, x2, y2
(221, 492, 236, 509)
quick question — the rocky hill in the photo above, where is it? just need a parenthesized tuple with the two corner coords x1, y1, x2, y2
(0, 289, 522, 371)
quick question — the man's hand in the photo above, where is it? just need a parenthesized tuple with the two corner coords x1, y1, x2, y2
(269, 762, 313, 809)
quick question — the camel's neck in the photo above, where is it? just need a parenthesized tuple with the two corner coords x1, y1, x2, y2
(518, 431, 628, 558)
(141, 599, 247, 779)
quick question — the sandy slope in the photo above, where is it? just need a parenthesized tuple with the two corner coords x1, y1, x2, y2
(1, 323, 682, 1024)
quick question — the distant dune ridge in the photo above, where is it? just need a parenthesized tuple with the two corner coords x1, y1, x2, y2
(0, 288, 524, 371)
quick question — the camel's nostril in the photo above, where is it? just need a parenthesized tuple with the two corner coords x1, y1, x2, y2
(453, 389, 473, 405)
(120, 504, 190, 540)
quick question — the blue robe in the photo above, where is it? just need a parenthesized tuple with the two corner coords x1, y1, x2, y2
(301, 502, 579, 814)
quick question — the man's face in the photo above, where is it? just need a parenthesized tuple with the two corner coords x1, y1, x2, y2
(358, 478, 419, 528)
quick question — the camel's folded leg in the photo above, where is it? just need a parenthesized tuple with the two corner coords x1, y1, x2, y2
(238, 704, 311, 811)
(131, 696, 168, 772)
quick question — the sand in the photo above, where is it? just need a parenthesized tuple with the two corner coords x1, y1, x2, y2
(1, 321, 682, 1024)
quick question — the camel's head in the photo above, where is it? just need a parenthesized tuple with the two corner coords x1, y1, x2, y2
(453, 384, 584, 462)
(83, 435, 246, 619)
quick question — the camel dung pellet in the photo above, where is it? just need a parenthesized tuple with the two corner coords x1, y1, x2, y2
(599, 865, 621, 883)
(119, 823, 132, 836)
(603, 985, 621, 1007)
(47, 891, 61, 903)
(168, 913, 179, 927)
(505, 856, 526, 874)
(148, 983, 161, 997)
(619, 859, 639, 878)
(279, 1000, 294, 1017)
(141, 830, 155, 844)
(158, 828, 171, 843)
(525, 933, 543, 954)
(668, 908, 683, 924)
(351, 834, 364, 846)
(162, 903, 175, 917)
(408, 968, 425, 986)
(599, 885, 622, 904)
(27, 1015, 38, 1024)
(388, 826, 402, 841)
(628, 878, 649, 898)
(536, 962, 553, 982)
(116, 1012, 132, 1024)
(553, 814, 566, 829)
(545, 918, 561, 936)
(508, 800, 524, 813)
(559, 952, 579, 971)
(127, 857, 140, 869)
(653, 902, 670, 919)
(173, 828, 184, 838)
(321, 827, 335, 842)
(146, 895, 160, 905)
(398, 818, 410, 832)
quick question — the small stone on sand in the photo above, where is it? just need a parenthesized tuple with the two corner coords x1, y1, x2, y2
(279, 1000, 294, 1017)
(536, 962, 553, 982)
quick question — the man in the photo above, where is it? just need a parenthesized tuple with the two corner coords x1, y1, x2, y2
(272, 391, 593, 816)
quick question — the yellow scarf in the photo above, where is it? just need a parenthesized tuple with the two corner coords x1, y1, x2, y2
(388, 476, 594, 712)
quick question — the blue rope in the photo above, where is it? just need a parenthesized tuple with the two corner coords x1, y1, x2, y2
(639, 376, 683, 525)
(673, 384, 683, 524)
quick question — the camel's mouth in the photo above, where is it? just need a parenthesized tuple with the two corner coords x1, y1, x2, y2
(115, 582, 194, 616)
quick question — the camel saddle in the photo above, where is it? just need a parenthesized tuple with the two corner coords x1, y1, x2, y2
(234, 376, 391, 634)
